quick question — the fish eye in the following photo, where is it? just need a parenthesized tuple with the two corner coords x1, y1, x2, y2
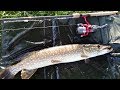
(97, 45, 100, 48)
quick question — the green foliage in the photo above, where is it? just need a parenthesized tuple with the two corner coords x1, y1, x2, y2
(0, 11, 90, 18)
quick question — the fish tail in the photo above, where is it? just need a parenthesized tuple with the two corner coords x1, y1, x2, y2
(0, 65, 20, 79)
(0, 68, 15, 79)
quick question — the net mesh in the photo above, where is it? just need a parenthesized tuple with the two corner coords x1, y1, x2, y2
(1, 14, 120, 79)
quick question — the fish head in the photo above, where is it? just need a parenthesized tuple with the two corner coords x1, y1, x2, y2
(82, 44, 113, 58)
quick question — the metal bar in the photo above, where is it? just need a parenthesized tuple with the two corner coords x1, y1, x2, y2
(111, 53, 120, 57)
(52, 18, 60, 79)
(25, 40, 52, 45)
(3, 19, 44, 23)
(0, 24, 77, 32)
(0, 15, 73, 22)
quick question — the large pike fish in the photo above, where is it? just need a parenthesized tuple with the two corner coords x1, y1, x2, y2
(0, 44, 113, 79)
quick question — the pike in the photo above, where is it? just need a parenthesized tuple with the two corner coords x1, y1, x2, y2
(0, 44, 113, 79)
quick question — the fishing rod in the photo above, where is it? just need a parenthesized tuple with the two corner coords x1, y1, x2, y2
(2, 11, 118, 51)
(0, 24, 77, 32)
(0, 11, 118, 32)
(0, 11, 118, 23)
(3, 22, 109, 51)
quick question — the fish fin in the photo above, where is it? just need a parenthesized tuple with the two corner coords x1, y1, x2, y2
(21, 69, 37, 79)
(0, 68, 14, 79)
(84, 59, 90, 64)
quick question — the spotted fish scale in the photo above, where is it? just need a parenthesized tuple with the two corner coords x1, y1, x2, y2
(0, 44, 113, 79)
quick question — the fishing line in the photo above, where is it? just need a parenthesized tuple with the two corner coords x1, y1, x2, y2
(0, 24, 77, 32)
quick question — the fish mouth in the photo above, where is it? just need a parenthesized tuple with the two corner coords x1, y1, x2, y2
(102, 46, 113, 52)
